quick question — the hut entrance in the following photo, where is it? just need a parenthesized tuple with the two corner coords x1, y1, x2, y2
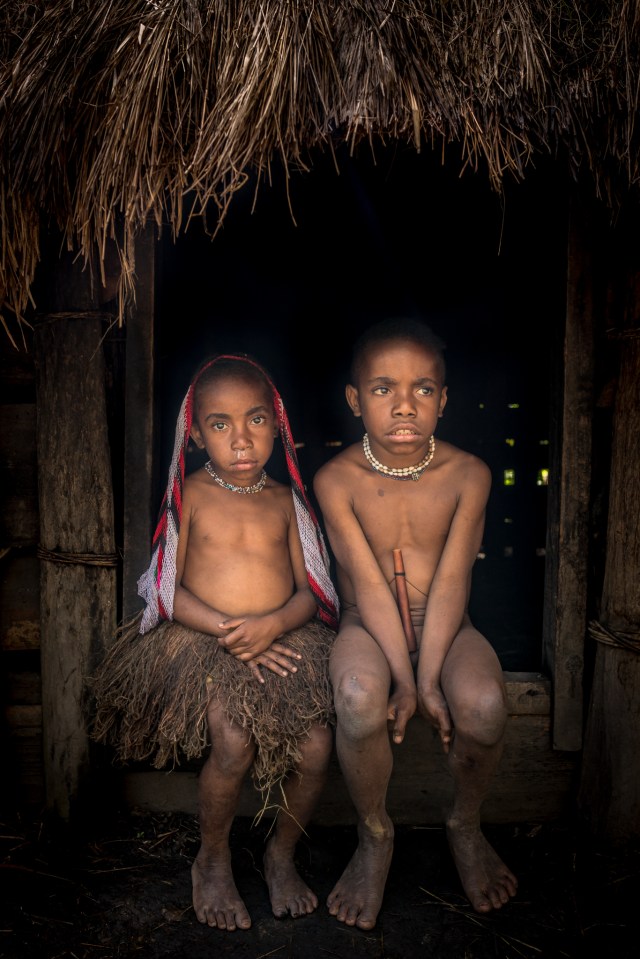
(154, 143, 567, 672)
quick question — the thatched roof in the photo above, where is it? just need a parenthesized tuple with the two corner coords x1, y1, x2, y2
(1, 1, 639, 344)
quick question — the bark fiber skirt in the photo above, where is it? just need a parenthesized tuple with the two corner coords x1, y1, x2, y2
(90, 617, 336, 799)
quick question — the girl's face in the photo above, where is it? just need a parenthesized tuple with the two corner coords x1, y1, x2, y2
(190, 373, 278, 486)
(345, 338, 447, 462)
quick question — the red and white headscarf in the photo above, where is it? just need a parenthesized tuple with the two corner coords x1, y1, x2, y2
(137, 354, 339, 633)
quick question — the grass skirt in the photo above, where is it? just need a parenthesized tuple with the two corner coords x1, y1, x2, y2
(90, 616, 336, 799)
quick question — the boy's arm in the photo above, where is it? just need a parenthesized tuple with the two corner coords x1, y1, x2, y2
(416, 457, 491, 747)
(314, 465, 416, 727)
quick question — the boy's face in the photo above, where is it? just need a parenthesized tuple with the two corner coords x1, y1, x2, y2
(346, 338, 447, 459)
(190, 374, 278, 483)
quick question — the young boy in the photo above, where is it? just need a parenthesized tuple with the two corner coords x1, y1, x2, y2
(92, 353, 339, 931)
(313, 317, 518, 929)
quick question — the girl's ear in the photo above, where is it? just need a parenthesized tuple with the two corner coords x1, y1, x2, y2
(345, 383, 361, 417)
(190, 422, 205, 449)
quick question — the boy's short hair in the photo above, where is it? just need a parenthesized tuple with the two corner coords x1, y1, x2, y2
(349, 317, 447, 385)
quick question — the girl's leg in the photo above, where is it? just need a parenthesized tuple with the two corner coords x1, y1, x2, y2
(192, 699, 256, 930)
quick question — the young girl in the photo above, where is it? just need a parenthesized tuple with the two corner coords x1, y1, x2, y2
(92, 353, 338, 931)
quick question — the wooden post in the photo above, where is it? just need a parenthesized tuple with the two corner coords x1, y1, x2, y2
(542, 193, 596, 750)
(35, 311, 117, 820)
(122, 223, 156, 620)
(578, 326, 640, 841)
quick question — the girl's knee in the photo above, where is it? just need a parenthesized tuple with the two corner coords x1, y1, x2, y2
(297, 723, 334, 773)
(208, 736, 256, 777)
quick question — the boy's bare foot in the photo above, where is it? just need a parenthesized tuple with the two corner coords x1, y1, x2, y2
(446, 820, 518, 913)
(263, 838, 319, 918)
(191, 853, 251, 930)
(326, 818, 394, 930)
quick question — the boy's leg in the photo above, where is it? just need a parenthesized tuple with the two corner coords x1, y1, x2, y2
(327, 617, 395, 930)
(192, 698, 256, 930)
(440, 622, 518, 912)
(264, 722, 333, 918)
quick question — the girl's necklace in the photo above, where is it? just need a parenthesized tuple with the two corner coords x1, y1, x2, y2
(204, 460, 267, 494)
(362, 433, 435, 482)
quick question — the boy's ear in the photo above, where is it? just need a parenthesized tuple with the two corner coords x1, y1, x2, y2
(438, 385, 448, 418)
(345, 383, 361, 417)
(190, 422, 205, 449)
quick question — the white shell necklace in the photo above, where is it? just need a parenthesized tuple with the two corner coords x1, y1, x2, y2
(204, 460, 267, 494)
(362, 432, 435, 482)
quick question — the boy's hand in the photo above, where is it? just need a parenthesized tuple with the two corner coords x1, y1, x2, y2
(387, 681, 417, 745)
(417, 685, 453, 753)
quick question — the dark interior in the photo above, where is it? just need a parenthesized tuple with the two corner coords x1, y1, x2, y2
(156, 142, 569, 671)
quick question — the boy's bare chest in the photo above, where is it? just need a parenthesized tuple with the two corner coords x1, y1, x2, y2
(353, 476, 455, 549)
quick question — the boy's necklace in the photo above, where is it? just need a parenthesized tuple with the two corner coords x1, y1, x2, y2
(204, 460, 267, 494)
(362, 433, 435, 482)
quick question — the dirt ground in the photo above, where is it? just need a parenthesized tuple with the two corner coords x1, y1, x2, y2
(1, 803, 638, 959)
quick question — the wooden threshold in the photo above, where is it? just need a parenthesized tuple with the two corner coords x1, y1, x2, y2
(120, 672, 579, 825)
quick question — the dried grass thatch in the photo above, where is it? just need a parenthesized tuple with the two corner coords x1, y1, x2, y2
(1, 1, 639, 343)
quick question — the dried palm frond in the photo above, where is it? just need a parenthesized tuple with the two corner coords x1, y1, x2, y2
(1, 1, 639, 342)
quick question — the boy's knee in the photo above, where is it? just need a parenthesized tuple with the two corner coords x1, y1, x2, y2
(453, 680, 508, 747)
(333, 671, 388, 737)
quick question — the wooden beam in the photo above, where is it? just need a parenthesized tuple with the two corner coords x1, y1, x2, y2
(579, 324, 640, 841)
(119, 673, 578, 825)
(542, 194, 596, 751)
(122, 223, 156, 621)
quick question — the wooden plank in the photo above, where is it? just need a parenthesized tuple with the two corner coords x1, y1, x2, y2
(0, 340, 35, 402)
(5, 671, 41, 704)
(503, 672, 550, 714)
(122, 223, 156, 621)
(35, 315, 117, 820)
(0, 404, 38, 545)
(121, 674, 577, 825)
(3, 720, 45, 809)
(542, 194, 595, 751)
(0, 555, 40, 650)
(5, 704, 42, 728)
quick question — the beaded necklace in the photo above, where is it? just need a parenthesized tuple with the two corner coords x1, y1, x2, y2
(204, 460, 267, 494)
(362, 432, 435, 482)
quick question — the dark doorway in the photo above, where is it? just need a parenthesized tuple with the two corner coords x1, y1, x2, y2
(156, 143, 568, 671)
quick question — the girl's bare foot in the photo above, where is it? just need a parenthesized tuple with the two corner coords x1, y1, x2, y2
(191, 853, 251, 930)
(327, 817, 394, 930)
(263, 838, 319, 918)
(446, 820, 518, 912)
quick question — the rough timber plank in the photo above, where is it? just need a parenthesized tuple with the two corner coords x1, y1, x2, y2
(121, 674, 577, 825)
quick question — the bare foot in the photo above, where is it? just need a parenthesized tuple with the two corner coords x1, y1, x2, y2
(446, 820, 518, 913)
(327, 817, 394, 930)
(263, 838, 319, 919)
(191, 851, 251, 930)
